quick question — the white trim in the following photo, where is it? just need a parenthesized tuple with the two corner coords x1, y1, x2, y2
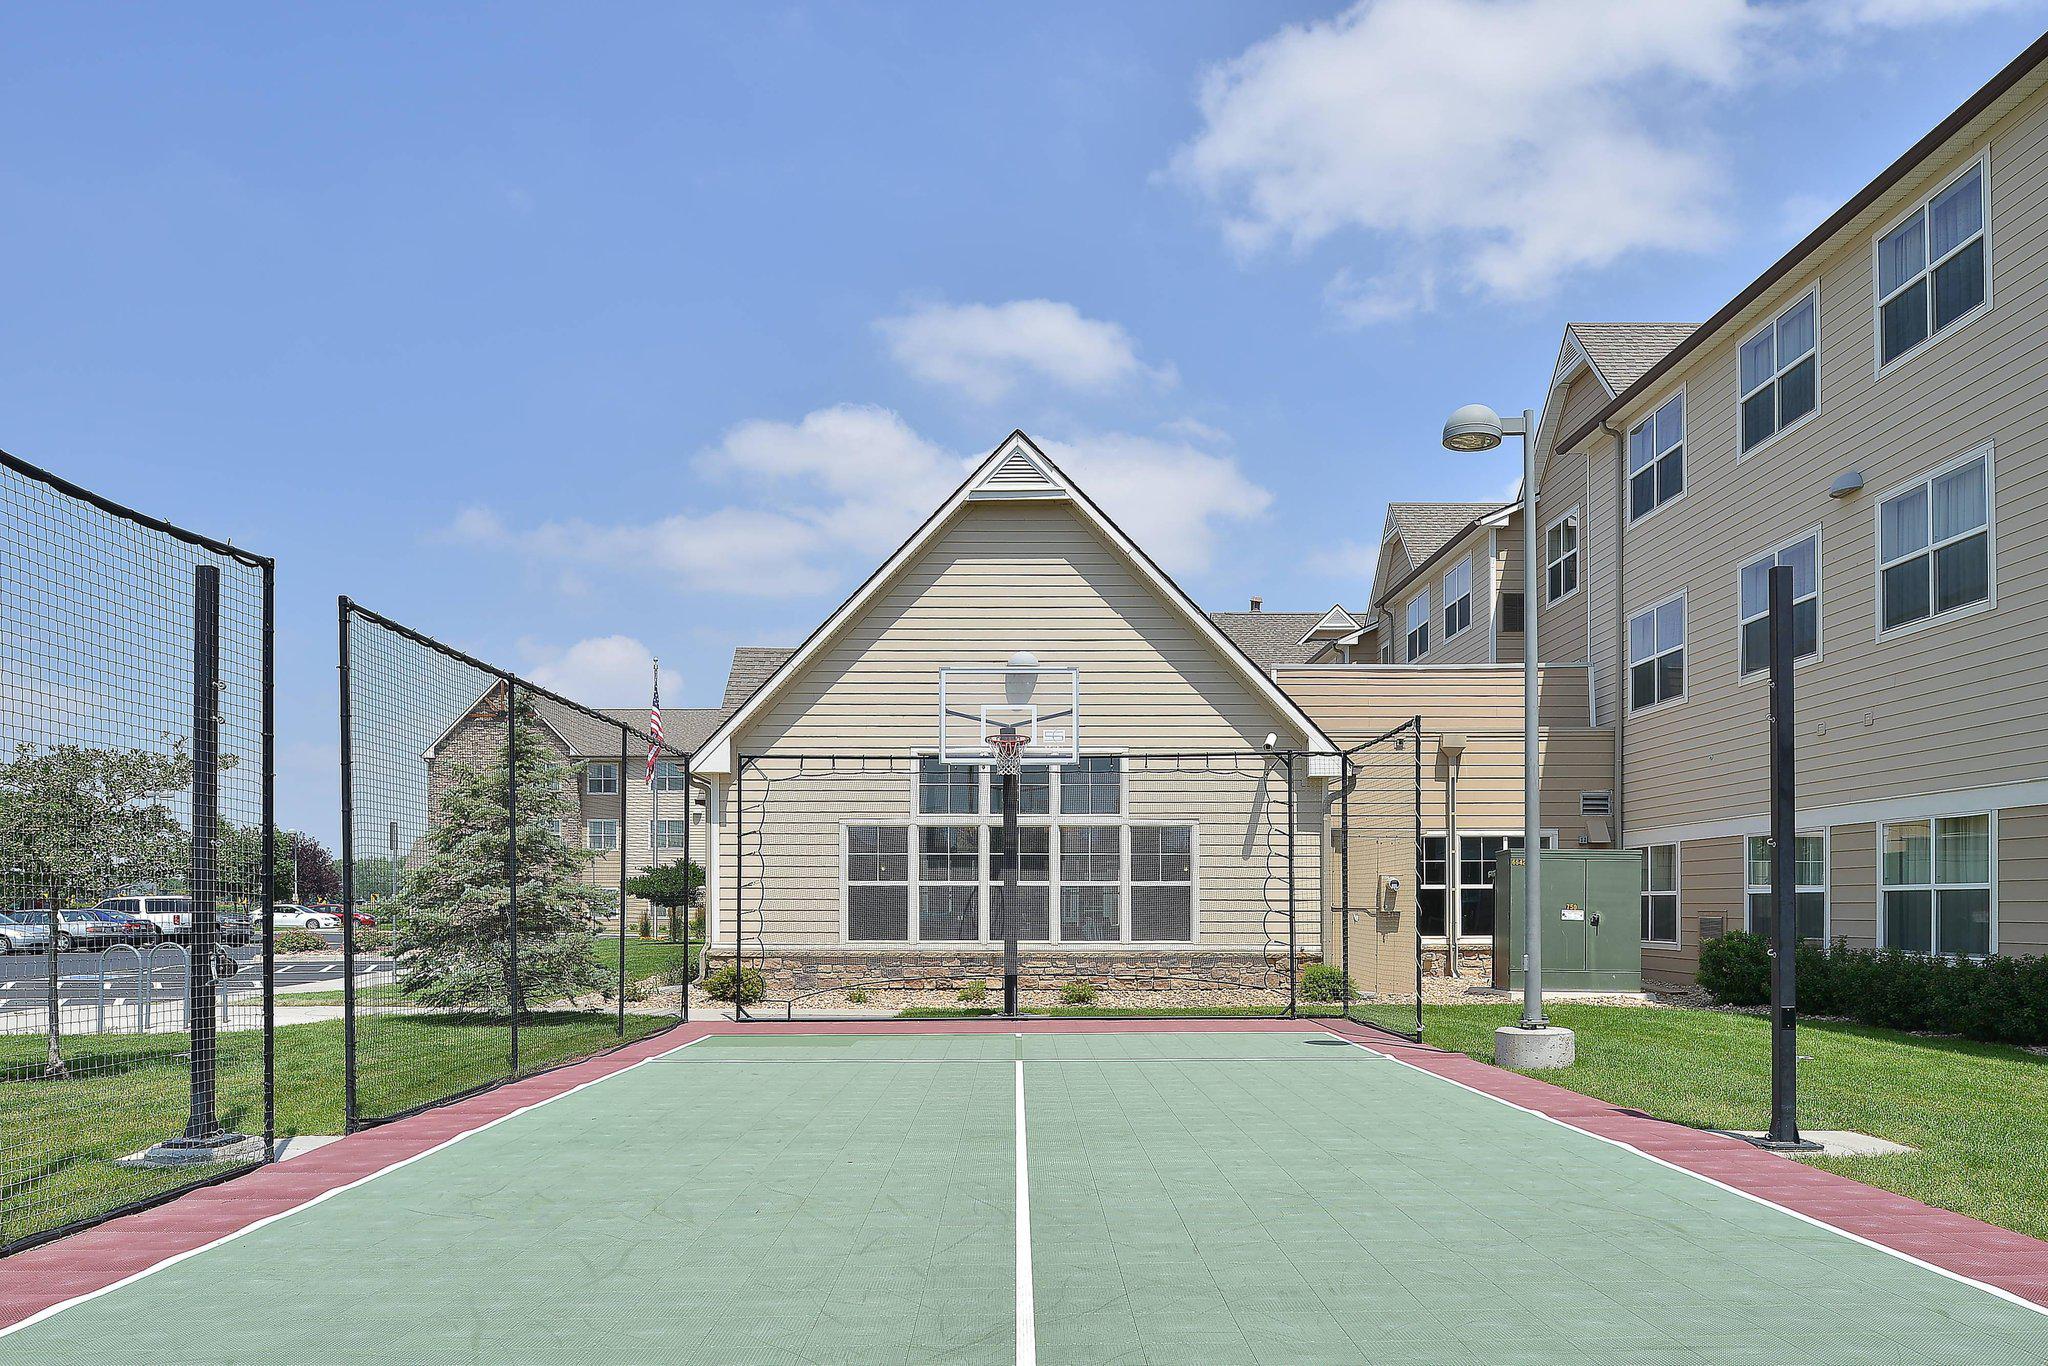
(1298, 605, 1362, 644)
(1626, 590, 1687, 716)
(1736, 283, 1822, 460)
(1441, 555, 1473, 643)
(1013, 1056, 1037, 1366)
(1621, 774, 2048, 848)
(1873, 441, 1996, 643)
(1736, 526, 1824, 683)
(1742, 828, 1830, 943)
(1640, 841, 1681, 949)
(1543, 505, 1581, 607)
(1329, 1033, 2048, 1322)
(1405, 588, 1432, 661)
(1877, 810, 1997, 957)
(0, 1036, 714, 1341)
(1625, 385, 1687, 527)
(691, 432, 1337, 774)
(1871, 148, 1993, 378)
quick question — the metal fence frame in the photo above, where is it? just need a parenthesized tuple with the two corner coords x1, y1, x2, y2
(337, 599, 697, 1130)
(1332, 716, 1425, 1042)
(726, 746, 1316, 1023)
(0, 449, 275, 1257)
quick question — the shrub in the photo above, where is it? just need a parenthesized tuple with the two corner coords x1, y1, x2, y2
(354, 926, 394, 952)
(274, 928, 326, 954)
(701, 964, 766, 1005)
(637, 911, 653, 940)
(1696, 931, 1771, 1007)
(957, 982, 988, 1004)
(1300, 962, 1352, 1003)
(1695, 935, 2048, 1048)
(845, 988, 869, 1004)
(1059, 979, 1097, 1006)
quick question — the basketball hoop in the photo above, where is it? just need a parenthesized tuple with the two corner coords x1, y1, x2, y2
(990, 730, 1026, 778)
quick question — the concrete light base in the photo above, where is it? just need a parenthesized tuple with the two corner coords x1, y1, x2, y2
(1493, 1024, 1576, 1070)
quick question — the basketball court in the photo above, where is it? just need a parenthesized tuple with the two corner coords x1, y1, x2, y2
(5, 1019, 2047, 1364)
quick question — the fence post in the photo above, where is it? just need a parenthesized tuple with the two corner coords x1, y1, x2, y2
(618, 725, 628, 1036)
(1285, 750, 1297, 1019)
(261, 560, 276, 1158)
(339, 599, 359, 1131)
(1412, 717, 1424, 1039)
(1339, 754, 1352, 1018)
(505, 679, 521, 1078)
(680, 761, 693, 1023)
(183, 562, 223, 1141)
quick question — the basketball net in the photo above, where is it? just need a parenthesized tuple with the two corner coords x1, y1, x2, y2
(990, 731, 1026, 778)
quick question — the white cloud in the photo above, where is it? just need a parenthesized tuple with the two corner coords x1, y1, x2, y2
(876, 299, 1175, 402)
(440, 406, 1273, 598)
(1171, 0, 2017, 321)
(1307, 539, 1383, 584)
(519, 635, 660, 703)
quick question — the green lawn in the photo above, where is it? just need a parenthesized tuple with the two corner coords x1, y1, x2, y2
(1, 1009, 674, 1251)
(1416, 1003, 2048, 1241)
(276, 939, 696, 1009)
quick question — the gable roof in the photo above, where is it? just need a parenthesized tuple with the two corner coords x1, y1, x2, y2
(690, 431, 1339, 772)
(1371, 501, 1518, 611)
(722, 647, 796, 710)
(1560, 30, 2048, 456)
(1210, 611, 1350, 670)
(1386, 502, 1505, 567)
(1565, 323, 1696, 394)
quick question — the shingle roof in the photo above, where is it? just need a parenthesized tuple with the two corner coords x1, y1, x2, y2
(527, 697, 724, 760)
(1208, 611, 1368, 670)
(1386, 502, 1508, 566)
(722, 647, 796, 710)
(1568, 323, 1698, 393)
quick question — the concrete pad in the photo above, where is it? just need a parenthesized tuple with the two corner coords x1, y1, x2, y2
(1494, 1023, 1576, 1068)
(1729, 1129, 1916, 1157)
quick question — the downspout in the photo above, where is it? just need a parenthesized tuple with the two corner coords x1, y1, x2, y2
(1600, 418, 1626, 842)
(1444, 750, 1461, 973)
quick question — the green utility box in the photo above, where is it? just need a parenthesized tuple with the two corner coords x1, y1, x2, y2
(1492, 850, 1644, 994)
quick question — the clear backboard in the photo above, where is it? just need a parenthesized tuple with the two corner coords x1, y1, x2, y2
(938, 656, 1080, 765)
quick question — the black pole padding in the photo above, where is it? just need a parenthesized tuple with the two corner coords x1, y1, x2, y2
(339, 599, 359, 1132)
(617, 725, 628, 1037)
(504, 679, 521, 1078)
(1765, 565, 1816, 1150)
(1001, 768, 1020, 1018)
(1285, 751, 1297, 1019)
(184, 563, 222, 1140)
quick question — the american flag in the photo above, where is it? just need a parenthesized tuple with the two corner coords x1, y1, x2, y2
(646, 662, 664, 784)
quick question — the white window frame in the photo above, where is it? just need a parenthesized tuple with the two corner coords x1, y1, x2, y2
(1626, 388, 1686, 525)
(1405, 589, 1431, 661)
(1737, 527, 1823, 682)
(585, 817, 618, 851)
(650, 819, 688, 852)
(1418, 834, 1450, 940)
(1627, 592, 1687, 716)
(1640, 843, 1680, 949)
(1873, 442, 1995, 642)
(585, 762, 619, 796)
(1872, 150, 1992, 376)
(651, 759, 687, 793)
(1877, 812, 1997, 958)
(544, 818, 565, 839)
(1743, 829, 1829, 942)
(1544, 507, 1580, 605)
(1737, 285, 1820, 457)
(1441, 556, 1473, 641)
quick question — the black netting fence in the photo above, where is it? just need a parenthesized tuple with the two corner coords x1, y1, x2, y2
(1, 452, 274, 1255)
(1321, 717, 1424, 1040)
(339, 601, 695, 1129)
(726, 749, 1321, 1020)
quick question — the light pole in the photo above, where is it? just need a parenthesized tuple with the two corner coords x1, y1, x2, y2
(1441, 403, 1574, 1068)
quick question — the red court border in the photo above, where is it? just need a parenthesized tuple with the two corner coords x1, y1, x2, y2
(3, 1016, 2044, 1332)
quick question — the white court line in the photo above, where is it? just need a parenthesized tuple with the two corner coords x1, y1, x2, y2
(1331, 1030, 2048, 1319)
(0, 1032, 710, 1340)
(1015, 1044, 1036, 1366)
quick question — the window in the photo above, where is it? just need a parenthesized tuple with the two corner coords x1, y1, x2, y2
(1739, 290, 1818, 452)
(987, 826, 1050, 941)
(1406, 591, 1431, 661)
(847, 826, 910, 941)
(1545, 512, 1579, 603)
(1641, 845, 1679, 946)
(1628, 596, 1685, 712)
(585, 818, 618, 851)
(1627, 393, 1685, 521)
(1745, 833, 1827, 942)
(652, 759, 686, 792)
(1882, 814, 1993, 956)
(1739, 533, 1819, 676)
(1877, 159, 1987, 368)
(544, 818, 565, 839)
(1456, 835, 1522, 939)
(1060, 756, 1121, 814)
(918, 756, 979, 814)
(651, 819, 688, 852)
(1060, 826, 1122, 941)
(919, 827, 981, 941)
(1442, 558, 1472, 640)
(1131, 827, 1195, 941)
(1418, 836, 1449, 937)
(1499, 592, 1524, 634)
(585, 763, 619, 796)
(1878, 448, 1991, 634)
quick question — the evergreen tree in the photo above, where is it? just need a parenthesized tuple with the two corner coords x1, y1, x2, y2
(391, 696, 609, 1013)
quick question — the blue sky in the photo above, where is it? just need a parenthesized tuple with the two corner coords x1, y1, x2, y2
(3, 1, 2043, 845)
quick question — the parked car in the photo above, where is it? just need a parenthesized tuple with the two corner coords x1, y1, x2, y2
(98, 895, 195, 939)
(54, 909, 153, 950)
(0, 911, 53, 955)
(268, 904, 340, 931)
(86, 908, 162, 944)
(215, 911, 255, 947)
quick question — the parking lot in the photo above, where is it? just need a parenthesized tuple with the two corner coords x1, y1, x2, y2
(0, 939, 389, 1014)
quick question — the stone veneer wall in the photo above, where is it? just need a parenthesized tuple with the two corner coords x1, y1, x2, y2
(732, 949, 1312, 995)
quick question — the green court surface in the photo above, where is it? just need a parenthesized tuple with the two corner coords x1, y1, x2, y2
(7, 1029, 2048, 1364)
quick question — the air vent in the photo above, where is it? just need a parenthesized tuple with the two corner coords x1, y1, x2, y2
(1580, 791, 1612, 815)
(1500, 592, 1525, 632)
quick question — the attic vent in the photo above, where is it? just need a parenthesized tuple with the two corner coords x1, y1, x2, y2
(1580, 791, 1612, 816)
(973, 445, 1061, 498)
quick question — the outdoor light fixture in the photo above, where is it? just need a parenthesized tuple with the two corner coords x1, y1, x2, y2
(1829, 470, 1865, 498)
(1442, 400, 1572, 1067)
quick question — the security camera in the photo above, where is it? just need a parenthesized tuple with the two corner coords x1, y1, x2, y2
(1263, 732, 1278, 749)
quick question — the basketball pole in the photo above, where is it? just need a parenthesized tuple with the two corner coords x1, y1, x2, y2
(1000, 734, 1021, 1018)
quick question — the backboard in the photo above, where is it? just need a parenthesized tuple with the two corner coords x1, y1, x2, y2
(938, 656, 1080, 765)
